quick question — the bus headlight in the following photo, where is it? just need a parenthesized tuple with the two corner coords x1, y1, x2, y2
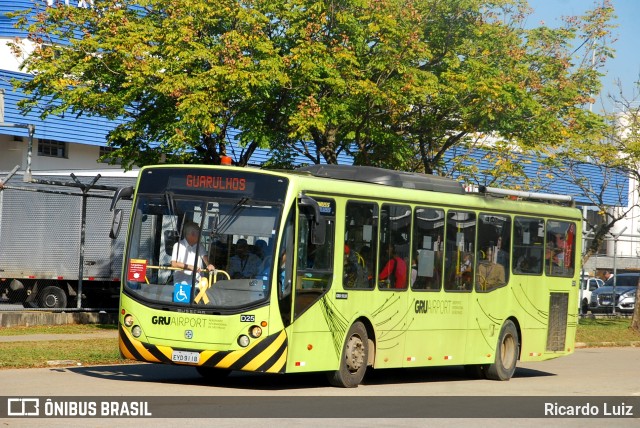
(249, 326, 262, 338)
(237, 335, 250, 347)
(131, 325, 142, 338)
(124, 314, 134, 327)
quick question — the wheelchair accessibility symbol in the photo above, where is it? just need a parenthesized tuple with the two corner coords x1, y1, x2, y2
(173, 283, 191, 303)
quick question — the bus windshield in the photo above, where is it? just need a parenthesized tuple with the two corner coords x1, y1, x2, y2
(123, 169, 288, 311)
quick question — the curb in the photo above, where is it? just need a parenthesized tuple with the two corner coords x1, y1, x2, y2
(575, 341, 640, 348)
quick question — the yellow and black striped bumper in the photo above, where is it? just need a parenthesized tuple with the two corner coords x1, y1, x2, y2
(119, 325, 288, 373)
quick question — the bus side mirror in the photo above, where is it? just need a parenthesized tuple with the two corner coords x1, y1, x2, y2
(298, 194, 326, 245)
(109, 209, 123, 239)
(110, 186, 134, 211)
(311, 217, 327, 245)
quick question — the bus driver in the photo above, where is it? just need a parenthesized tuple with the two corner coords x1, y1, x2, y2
(171, 222, 214, 284)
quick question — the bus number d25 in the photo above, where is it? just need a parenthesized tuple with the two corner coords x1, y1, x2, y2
(240, 315, 255, 322)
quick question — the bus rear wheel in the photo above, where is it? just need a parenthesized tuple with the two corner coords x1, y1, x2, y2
(486, 320, 519, 381)
(327, 321, 369, 388)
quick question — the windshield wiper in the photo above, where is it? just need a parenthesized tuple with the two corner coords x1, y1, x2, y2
(215, 197, 250, 234)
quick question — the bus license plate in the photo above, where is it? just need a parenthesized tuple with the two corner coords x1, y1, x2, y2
(171, 350, 200, 364)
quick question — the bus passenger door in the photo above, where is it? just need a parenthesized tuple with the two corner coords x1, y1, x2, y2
(286, 197, 337, 372)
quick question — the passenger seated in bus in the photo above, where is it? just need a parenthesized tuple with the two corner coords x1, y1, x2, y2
(514, 253, 540, 274)
(344, 244, 365, 288)
(453, 252, 473, 289)
(411, 251, 418, 286)
(495, 236, 509, 272)
(552, 233, 566, 266)
(171, 222, 215, 285)
(545, 241, 563, 273)
(278, 250, 291, 297)
(358, 245, 374, 284)
(476, 247, 505, 291)
(229, 239, 262, 279)
(379, 245, 407, 289)
(255, 240, 273, 278)
(253, 239, 268, 260)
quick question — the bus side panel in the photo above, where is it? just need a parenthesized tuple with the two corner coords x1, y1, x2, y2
(367, 291, 409, 369)
(287, 289, 412, 372)
(465, 286, 515, 366)
(403, 292, 471, 367)
(285, 296, 340, 373)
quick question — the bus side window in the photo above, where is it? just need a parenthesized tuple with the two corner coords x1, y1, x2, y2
(344, 201, 378, 289)
(377, 204, 411, 290)
(475, 213, 511, 292)
(294, 198, 335, 320)
(444, 210, 476, 292)
(412, 207, 445, 291)
(545, 220, 576, 277)
(513, 217, 544, 275)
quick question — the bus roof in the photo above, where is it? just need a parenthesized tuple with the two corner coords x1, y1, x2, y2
(296, 165, 466, 195)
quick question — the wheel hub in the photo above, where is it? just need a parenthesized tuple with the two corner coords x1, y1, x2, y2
(345, 335, 365, 372)
(44, 294, 59, 307)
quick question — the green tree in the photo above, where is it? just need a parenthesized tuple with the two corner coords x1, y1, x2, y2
(10, 0, 288, 169)
(9, 0, 615, 172)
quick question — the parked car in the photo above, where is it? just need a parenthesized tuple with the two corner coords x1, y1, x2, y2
(579, 277, 604, 314)
(589, 273, 639, 314)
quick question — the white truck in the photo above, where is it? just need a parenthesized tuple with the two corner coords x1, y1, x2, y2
(0, 168, 135, 309)
(579, 276, 604, 314)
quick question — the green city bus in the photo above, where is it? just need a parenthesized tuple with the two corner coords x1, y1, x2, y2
(113, 164, 581, 387)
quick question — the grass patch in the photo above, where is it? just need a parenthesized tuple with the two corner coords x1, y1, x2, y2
(576, 317, 640, 346)
(0, 338, 126, 369)
(0, 324, 116, 336)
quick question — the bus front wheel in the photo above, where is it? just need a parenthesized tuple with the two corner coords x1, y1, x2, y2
(327, 321, 369, 388)
(485, 320, 519, 381)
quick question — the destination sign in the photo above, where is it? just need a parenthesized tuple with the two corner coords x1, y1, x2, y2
(185, 175, 246, 191)
(137, 167, 288, 202)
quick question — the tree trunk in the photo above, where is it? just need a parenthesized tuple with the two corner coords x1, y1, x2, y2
(631, 279, 640, 333)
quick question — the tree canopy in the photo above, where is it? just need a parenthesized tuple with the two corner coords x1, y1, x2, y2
(10, 0, 616, 173)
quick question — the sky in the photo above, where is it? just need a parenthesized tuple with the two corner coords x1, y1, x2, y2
(528, 0, 640, 109)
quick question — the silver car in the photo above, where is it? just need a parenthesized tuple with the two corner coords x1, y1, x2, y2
(589, 273, 638, 314)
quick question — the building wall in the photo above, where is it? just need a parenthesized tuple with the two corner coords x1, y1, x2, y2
(0, 134, 121, 172)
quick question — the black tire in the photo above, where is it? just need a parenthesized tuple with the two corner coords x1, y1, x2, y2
(485, 320, 519, 381)
(581, 299, 589, 314)
(39, 286, 68, 309)
(464, 364, 487, 379)
(195, 366, 231, 382)
(327, 321, 369, 388)
(6, 288, 27, 304)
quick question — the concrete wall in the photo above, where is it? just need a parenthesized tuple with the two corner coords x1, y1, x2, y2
(0, 311, 117, 328)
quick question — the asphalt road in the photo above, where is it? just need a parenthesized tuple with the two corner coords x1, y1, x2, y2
(1, 347, 639, 427)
